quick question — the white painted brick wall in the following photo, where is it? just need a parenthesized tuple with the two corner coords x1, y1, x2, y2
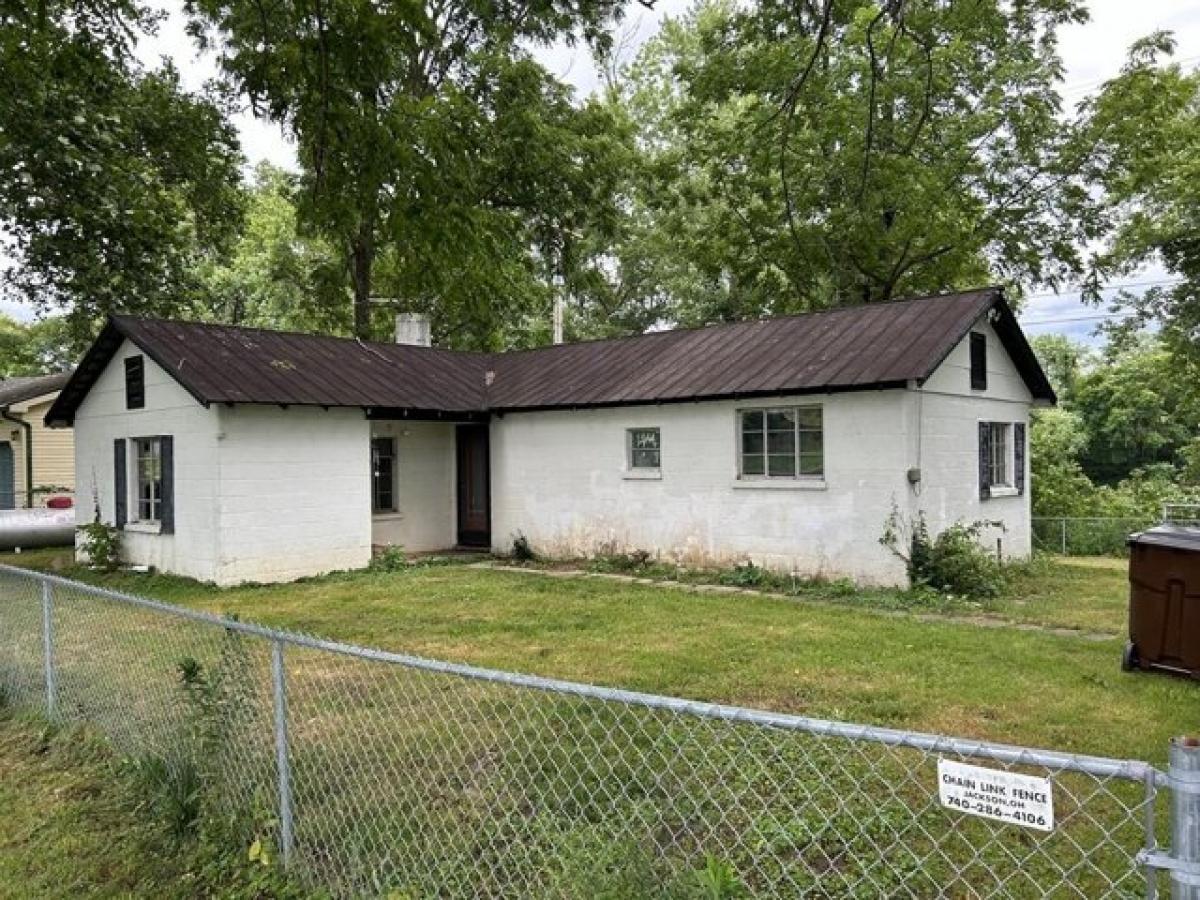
(73, 340, 223, 582)
(490, 316, 1036, 586)
(369, 420, 456, 551)
(215, 405, 371, 585)
(73, 342, 372, 585)
(491, 391, 915, 585)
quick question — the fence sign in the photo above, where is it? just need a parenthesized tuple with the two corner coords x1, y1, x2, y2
(938, 759, 1055, 832)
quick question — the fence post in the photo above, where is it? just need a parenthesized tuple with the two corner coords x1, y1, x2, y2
(1060, 519, 1067, 555)
(40, 580, 57, 719)
(271, 640, 295, 868)
(1170, 737, 1200, 900)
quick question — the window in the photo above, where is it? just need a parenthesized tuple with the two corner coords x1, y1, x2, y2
(627, 428, 661, 470)
(739, 406, 823, 479)
(133, 437, 162, 522)
(371, 437, 396, 513)
(125, 355, 145, 409)
(969, 333, 987, 391)
(986, 422, 1011, 487)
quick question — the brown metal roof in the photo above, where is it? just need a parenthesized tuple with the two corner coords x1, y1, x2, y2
(45, 287, 1055, 427)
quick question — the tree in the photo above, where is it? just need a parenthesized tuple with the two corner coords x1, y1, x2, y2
(0, 315, 74, 376)
(1073, 337, 1198, 484)
(1029, 334, 1089, 404)
(186, 0, 634, 345)
(1080, 33, 1200, 369)
(611, 0, 1094, 325)
(0, 0, 245, 351)
(195, 163, 348, 334)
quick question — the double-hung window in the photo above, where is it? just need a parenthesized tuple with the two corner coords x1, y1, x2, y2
(134, 437, 163, 522)
(371, 437, 397, 513)
(739, 406, 823, 479)
(986, 422, 1011, 487)
(979, 420, 1026, 499)
(627, 428, 661, 471)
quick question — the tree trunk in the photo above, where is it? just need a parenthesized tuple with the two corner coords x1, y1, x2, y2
(351, 223, 374, 339)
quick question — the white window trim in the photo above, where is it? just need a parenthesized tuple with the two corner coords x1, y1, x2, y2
(625, 427, 662, 476)
(986, 421, 1014, 489)
(735, 404, 825, 482)
(129, 436, 163, 525)
(124, 519, 163, 535)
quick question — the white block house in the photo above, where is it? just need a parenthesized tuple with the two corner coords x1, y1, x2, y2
(46, 288, 1054, 586)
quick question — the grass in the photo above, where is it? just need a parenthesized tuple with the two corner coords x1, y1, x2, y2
(1, 548, 1188, 765)
(0, 548, 1185, 897)
(0, 711, 194, 899)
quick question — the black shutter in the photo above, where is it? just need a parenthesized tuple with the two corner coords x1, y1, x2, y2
(124, 356, 145, 409)
(978, 422, 992, 500)
(159, 435, 175, 535)
(970, 333, 987, 391)
(113, 439, 127, 528)
(1014, 422, 1026, 496)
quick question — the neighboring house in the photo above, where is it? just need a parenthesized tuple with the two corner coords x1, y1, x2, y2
(46, 287, 1054, 586)
(0, 372, 74, 509)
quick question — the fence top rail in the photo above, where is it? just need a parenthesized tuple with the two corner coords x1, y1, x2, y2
(1032, 517, 1155, 523)
(0, 562, 1161, 785)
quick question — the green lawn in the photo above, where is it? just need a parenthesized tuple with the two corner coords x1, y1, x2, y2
(1, 548, 1190, 766)
(0, 712, 192, 899)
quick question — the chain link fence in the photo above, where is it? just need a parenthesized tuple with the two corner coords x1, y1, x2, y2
(1032, 517, 1155, 557)
(1, 563, 1195, 898)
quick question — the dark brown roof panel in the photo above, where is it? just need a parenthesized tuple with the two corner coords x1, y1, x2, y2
(44, 287, 1055, 427)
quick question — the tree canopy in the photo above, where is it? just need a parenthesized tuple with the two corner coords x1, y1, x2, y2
(185, 0, 636, 346)
(605, 0, 1094, 326)
(0, 0, 245, 352)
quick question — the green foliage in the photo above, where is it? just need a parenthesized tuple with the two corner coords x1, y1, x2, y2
(124, 750, 204, 839)
(881, 508, 1007, 599)
(693, 854, 746, 899)
(511, 533, 537, 563)
(1029, 334, 1197, 521)
(610, 0, 1092, 325)
(370, 545, 409, 573)
(0, 0, 244, 349)
(186, 0, 635, 345)
(1079, 34, 1200, 369)
(78, 519, 122, 573)
(194, 162, 348, 335)
(0, 315, 73, 377)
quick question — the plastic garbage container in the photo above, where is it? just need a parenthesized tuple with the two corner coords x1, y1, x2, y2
(1124, 525, 1200, 679)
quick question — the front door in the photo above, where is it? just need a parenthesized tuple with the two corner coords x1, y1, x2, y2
(456, 425, 490, 547)
(0, 443, 13, 510)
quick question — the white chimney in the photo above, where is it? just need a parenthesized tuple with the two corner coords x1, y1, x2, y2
(395, 313, 431, 347)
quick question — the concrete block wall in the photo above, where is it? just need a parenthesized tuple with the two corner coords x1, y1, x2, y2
(214, 405, 372, 585)
(490, 391, 915, 586)
(72, 340, 223, 582)
(917, 318, 1033, 559)
(369, 420, 456, 551)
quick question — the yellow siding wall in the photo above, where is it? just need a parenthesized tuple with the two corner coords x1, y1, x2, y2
(4, 395, 75, 506)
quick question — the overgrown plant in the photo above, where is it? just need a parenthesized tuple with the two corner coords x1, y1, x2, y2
(881, 505, 1008, 600)
(78, 520, 122, 572)
(78, 483, 122, 572)
(511, 533, 537, 563)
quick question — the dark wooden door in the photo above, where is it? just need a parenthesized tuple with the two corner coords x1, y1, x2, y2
(456, 425, 490, 547)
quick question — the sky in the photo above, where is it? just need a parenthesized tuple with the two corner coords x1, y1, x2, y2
(5, 0, 1200, 343)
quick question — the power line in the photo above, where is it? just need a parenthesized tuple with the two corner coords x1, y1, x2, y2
(1023, 277, 1185, 301)
(1019, 312, 1137, 326)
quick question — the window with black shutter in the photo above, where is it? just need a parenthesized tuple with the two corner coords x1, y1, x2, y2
(125, 356, 145, 409)
(969, 333, 987, 391)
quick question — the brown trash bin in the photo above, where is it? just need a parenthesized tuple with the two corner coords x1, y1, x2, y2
(1124, 525, 1200, 679)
